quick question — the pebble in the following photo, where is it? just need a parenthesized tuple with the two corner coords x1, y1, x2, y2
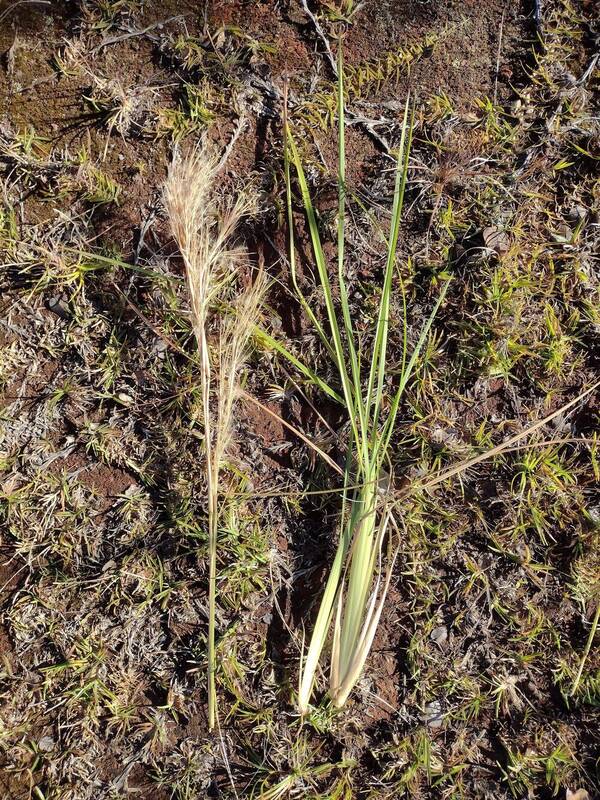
(430, 625, 448, 647)
(38, 736, 55, 752)
(422, 699, 444, 729)
(47, 295, 70, 319)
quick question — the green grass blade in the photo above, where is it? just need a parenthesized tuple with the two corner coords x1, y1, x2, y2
(254, 325, 342, 403)
(335, 46, 367, 451)
(298, 436, 356, 713)
(284, 104, 338, 366)
(337, 480, 378, 676)
(376, 278, 450, 466)
(287, 132, 366, 460)
(366, 98, 412, 436)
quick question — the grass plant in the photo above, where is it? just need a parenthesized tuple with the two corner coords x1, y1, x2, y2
(164, 149, 265, 729)
(283, 49, 449, 712)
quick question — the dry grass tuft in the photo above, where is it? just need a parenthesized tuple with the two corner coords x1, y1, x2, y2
(164, 147, 265, 729)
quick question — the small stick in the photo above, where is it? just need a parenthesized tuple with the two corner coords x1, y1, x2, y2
(0, 0, 50, 24)
(493, 4, 507, 105)
(91, 16, 184, 53)
(240, 390, 343, 477)
(570, 604, 600, 697)
(216, 113, 247, 173)
(299, 0, 338, 76)
(419, 380, 600, 492)
(533, 0, 542, 32)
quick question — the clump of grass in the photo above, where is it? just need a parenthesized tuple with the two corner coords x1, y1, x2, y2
(157, 83, 219, 142)
(80, 0, 137, 33)
(84, 74, 153, 155)
(81, 164, 121, 205)
(164, 26, 276, 75)
(282, 49, 449, 712)
(294, 29, 441, 131)
(164, 148, 266, 729)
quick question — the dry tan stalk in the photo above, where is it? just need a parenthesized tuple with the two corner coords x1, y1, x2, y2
(215, 272, 268, 469)
(164, 147, 265, 730)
